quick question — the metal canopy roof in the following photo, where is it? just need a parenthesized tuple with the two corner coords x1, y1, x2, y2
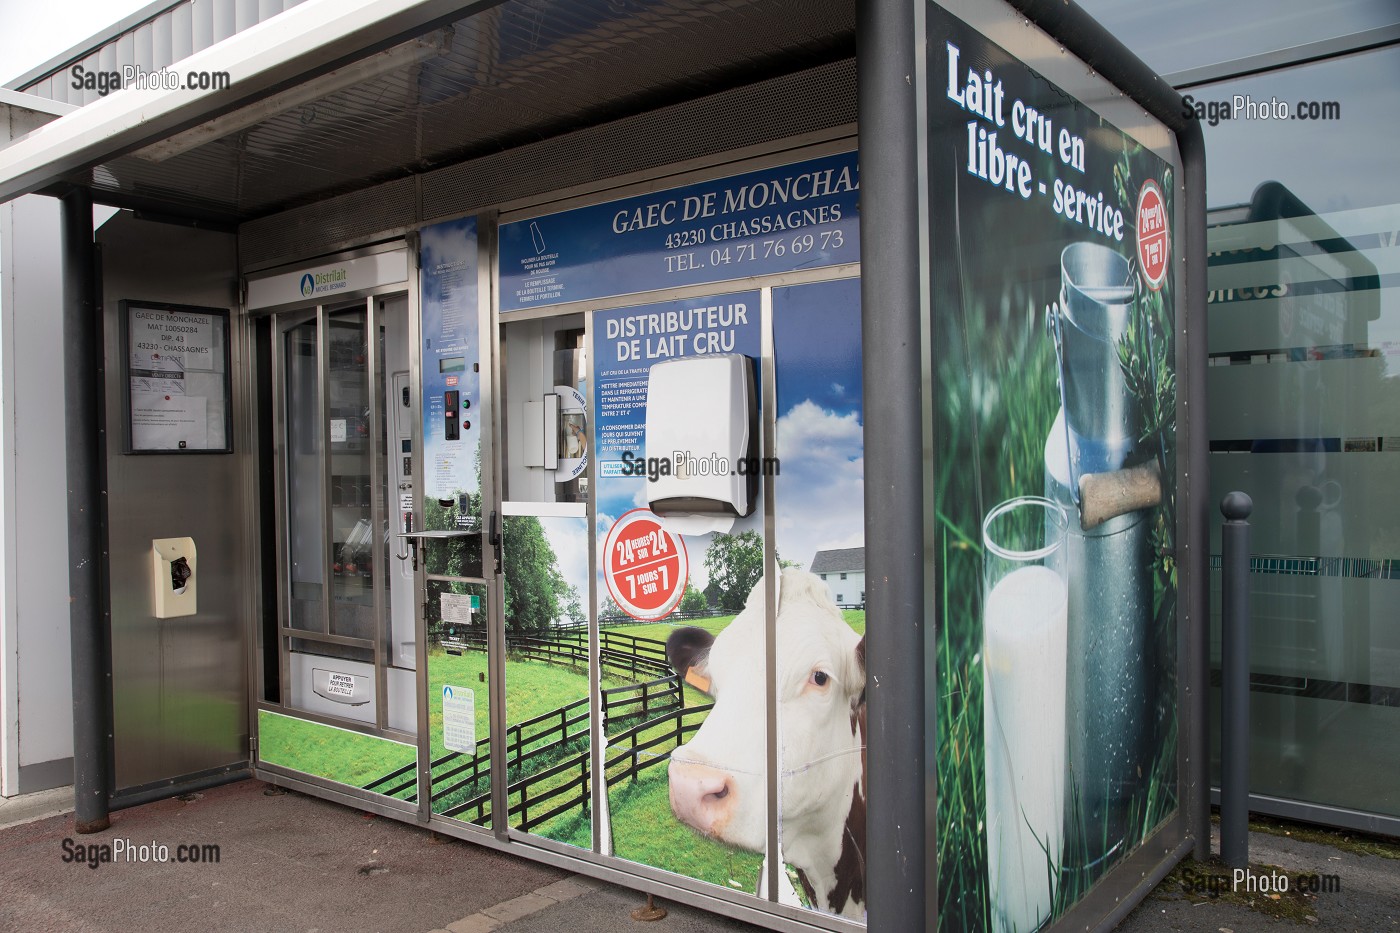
(0, 0, 854, 224)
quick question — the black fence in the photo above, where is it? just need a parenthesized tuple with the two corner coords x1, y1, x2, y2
(364, 624, 705, 834)
(362, 694, 591, 803)
(601, 673, 683, 726)
(441, 702, 715, 831)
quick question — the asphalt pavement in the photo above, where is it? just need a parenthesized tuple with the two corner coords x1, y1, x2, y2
(2, 779, 1396, 932)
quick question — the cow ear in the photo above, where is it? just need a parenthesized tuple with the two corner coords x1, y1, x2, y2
(667, 626, 715, 695)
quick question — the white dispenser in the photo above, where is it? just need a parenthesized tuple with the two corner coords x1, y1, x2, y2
(644, 354, 756, 536)
(151, 537, 197, 619)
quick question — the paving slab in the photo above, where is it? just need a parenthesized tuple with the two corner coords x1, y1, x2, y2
(0, 779, 567, 933)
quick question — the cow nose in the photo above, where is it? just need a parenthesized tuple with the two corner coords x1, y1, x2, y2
(668, 760, 735, 836)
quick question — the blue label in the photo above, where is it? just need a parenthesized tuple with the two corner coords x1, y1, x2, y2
(500, 151, 859, 312)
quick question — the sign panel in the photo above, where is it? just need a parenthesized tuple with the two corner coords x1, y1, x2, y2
(245, 249, 409, 310)
(440, 592, 477, 625)
(499, 151, 859, 312)
(419, 218, 482, 529)
(592, 292, 761, 480)
(923, 5, 1180, 931)
(442, 685, 476, 754)
(121, 302, 231, 453)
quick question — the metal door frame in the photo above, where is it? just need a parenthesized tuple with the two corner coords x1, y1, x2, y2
(257, 283, 420, 746)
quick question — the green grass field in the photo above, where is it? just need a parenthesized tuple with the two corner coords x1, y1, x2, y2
(258, 613, 864, 895)
(607, 771, 765, 890)
(258, 710, 416, 789)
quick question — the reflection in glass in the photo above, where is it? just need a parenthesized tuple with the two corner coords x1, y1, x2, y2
(284, 318, 323, 634)
(1202, 48, 1400, 822)
(327, 307, 375, 644)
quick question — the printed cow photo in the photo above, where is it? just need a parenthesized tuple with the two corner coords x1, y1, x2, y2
(666, 567, 867, 919)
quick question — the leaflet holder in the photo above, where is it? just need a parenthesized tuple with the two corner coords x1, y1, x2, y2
(152, 537, 197, 619)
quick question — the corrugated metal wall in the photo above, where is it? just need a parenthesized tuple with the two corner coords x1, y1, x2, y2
(15, 0, 308, 106)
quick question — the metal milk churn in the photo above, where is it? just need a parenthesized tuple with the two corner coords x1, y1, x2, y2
(1044, 242, 1158, 882)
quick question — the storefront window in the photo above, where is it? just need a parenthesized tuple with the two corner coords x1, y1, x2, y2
(1200, 45, 1400, 820)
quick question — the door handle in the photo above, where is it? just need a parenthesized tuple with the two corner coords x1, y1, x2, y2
(489, 510, 503, 575)
(396, 512, 414, 564)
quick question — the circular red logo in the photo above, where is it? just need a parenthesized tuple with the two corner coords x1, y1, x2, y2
(1136, 180, 1170, 291)
(603, 509, 688, 621)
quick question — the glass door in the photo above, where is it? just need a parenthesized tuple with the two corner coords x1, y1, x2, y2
(258, 295, 420, 799)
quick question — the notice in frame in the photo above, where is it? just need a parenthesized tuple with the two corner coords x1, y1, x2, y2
(498, 150, 860, 312)
(124, 303, 230, 452)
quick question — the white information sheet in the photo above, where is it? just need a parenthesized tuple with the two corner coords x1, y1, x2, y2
(126, 304, 229, 451)
(442, 685, 476, 753)
(441, 592, 477, 625)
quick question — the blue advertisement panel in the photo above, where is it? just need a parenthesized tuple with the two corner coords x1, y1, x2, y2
(499, 151, 859, 312)
(419, 217, 482, 530)
(591, 290, 770, 898)
(592, 292, 761, 491)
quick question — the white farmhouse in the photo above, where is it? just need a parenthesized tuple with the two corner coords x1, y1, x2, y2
(809, 547, 865, 608)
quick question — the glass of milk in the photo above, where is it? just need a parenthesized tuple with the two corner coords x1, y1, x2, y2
(982, 496, 1069, 933)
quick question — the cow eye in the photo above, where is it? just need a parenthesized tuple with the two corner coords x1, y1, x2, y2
(809, 670, 830, 688)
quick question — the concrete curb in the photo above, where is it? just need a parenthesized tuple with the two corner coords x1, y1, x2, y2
(0, 785, 73, 831)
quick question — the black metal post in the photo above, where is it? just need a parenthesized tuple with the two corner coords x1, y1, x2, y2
(1220, 491, 1253, 868)
(858, 0, 927, 928)
(61, 187, 111, 834)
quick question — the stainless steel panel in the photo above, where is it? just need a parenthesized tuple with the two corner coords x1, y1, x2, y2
(213, 0, 237, 44)
(236, 0, 259, 33)
(98, 212, 248, 792)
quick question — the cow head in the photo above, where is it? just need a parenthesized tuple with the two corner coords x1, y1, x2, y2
(667, 567, 866, 909)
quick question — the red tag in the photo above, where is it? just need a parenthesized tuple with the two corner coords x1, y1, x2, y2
(603, 509, 688, 621)
(1136, 180, 1169, 291)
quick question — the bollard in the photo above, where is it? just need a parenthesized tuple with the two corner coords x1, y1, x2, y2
(1220, 491, 1253, 868)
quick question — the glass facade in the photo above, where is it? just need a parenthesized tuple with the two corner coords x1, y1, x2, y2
(1079, 1, 1400, 827)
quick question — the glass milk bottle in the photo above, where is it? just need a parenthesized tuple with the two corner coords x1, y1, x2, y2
(983, 496, 1069, 933)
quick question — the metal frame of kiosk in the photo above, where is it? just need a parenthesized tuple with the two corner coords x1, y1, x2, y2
(0, 1, 1209, 930)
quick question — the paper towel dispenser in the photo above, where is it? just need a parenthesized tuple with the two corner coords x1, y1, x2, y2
(645, 354, 757, 534)
(151, 537, 197, 619)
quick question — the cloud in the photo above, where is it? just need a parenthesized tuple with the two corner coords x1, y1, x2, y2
(773, 400, 865, 572)
(591, 400, 864, 607)
(538, 516, 590, 622)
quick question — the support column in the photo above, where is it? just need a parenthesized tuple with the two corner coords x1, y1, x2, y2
(858, 0, 929, 927)
(61, 188, 110, 833)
